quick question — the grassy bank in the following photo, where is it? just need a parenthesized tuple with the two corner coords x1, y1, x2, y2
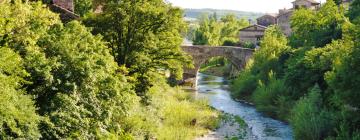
(122, 76, 221, 139)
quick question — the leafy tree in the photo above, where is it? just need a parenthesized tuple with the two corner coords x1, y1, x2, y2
(1, 1, 136, 138)
(193, 13, 222, 46)
(193, 13, 248, 46)
(74, 0, 93, 16)
(348, 0, 360, 23)
(251, 25, 290, 82)
(220, 14, 249, 46)
(84, 0, 192, 97)
(290, 0, 345, 48)
(0, 47, 41, 139)
(231, 26, 289, 99)
(37, 21, 137, 139)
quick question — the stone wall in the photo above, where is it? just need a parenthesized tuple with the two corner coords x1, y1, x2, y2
(239, 30, 265, 45)
(53, 0, 74, 12)
(277, 11, 293, 36)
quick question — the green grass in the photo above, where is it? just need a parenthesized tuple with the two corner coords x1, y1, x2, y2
(122, 79, 221, 140)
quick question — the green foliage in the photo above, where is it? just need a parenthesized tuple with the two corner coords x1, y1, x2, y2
(230, 66, 257, 100)
(37, 21, 137, 139)
(290, 0, 345, 47)
(252, 25, 290, 80)
(348, 0, 360, 23)
(220, 14, 249, 45)
(230, 0, 360, 139)
(121, 75, 220, 140)
(242, 42, 256, 49)
(193, 13, 222, 46)
(326, 23, 360, 110)
(192, 13, 248, 46)
(231, 26, 289, 100)
(0, 1, 220, 140)
(0, 1, 137, 139)
(74, 0, 92, 16)
(84, 0, 192, 96)
(0, 47, 41, 139)
(290, 85, 334, 140)
(252, 71, 291, 120)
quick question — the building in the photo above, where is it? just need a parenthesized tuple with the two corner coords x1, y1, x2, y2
(238, 0, 322, 46)
(292, 0, 320, 10)
(256, 14, 278, 27)
(239, 24, 267, 46)
(49, 0, 79, 22)
(277, 10, 293, 36)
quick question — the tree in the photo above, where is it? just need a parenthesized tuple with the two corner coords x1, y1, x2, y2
(251, 25, 290, 82)
(290, 0, 345, 48)
(84, 0, 192, 97)
(231, 26, 290, 100)
(0, 1, 136, 138)
(0, 47, 41, 139)
(220, 14, 249, 46)
(348, 0, 360, 23)
(192, 13, 222, 46)
(74, 0, 93, 16)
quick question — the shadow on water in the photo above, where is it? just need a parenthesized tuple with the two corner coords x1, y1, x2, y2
(194, 73, 293, 140)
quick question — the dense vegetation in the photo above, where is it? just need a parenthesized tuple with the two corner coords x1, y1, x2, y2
(191, 13, 249, 46)
(0, 0, 219, 139)
(183, 8, 263, 21)
(190, 13, 249, 78)
(230, 0, 360, 139)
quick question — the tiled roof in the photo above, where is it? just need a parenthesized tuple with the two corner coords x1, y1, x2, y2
(239, 24, 267, 31)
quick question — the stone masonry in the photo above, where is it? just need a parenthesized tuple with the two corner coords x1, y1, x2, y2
(181, 45, 254, 88)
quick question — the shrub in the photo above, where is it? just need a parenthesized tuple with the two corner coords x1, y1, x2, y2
(230, 69, 258, 100)
(252, 71, 290, 119)
(290, 85, 334, 140)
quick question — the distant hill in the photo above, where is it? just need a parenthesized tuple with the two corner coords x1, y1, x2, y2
(184, 8, 264, 20)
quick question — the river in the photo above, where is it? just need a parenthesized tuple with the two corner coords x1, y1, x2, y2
(195, 73, 293, 140)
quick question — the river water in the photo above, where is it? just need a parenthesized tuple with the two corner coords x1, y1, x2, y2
(195, 73, 293, 140)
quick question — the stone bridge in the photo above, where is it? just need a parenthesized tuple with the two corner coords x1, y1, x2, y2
(181, 45, 254, 88)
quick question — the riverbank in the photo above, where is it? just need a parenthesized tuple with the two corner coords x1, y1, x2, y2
(196, 113, 254, 140)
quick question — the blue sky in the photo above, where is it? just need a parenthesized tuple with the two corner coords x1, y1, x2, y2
(167, 0, 322, 13)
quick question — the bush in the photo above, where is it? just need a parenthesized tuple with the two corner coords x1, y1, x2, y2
(122, 75, 220, 140)
(230, 68, 258, 100)
(222, 38, 239, 46)
(290, 85, 334, 140)
(252, 71, 290, 119)
(242, 42, 256, 49)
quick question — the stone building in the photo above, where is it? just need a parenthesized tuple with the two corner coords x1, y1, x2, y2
(239, 24, 267, 46)
(48, 0, 79, 22)
(277, 10, 293, 36)
(256, 14, 278, 27)
(292, 0, 320, 10)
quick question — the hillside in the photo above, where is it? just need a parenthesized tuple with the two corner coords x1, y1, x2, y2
(184, 8, 263, 20)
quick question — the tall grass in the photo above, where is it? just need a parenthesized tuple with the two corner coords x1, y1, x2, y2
(121, 77, 220, 140)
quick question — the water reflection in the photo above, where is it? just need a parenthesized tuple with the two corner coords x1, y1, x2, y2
(195, 73, 293, 140)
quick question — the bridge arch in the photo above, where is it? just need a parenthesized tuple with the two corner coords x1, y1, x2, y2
(181, 45, 254, 88)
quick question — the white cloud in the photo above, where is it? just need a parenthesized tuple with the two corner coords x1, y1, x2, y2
(167, 0, 321, 13)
